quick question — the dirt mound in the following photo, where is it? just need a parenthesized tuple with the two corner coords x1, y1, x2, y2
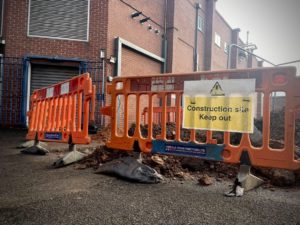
(142, 154, 239, 180)
(78, 146, 299, 187)
(90, 125, 111, 144)
(85, 116, 300, 187)
(78, 145, 239, 183)
(256, 108, 300, 147)
(128, 122, 241, 144)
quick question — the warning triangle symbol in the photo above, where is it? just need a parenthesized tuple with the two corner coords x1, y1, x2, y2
(210, 82, 225, 96)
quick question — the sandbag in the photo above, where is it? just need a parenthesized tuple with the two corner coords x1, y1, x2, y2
(95, 156, 163, 183)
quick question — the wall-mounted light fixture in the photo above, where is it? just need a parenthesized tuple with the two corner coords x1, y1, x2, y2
(109, 56, 117, 64)
(99, 49, 106, 59)
(140, 17, 150, 24)
(131, 11, 142, 18)
(148, 25, 153, 30)
(154, 29, 160, 34)
(107, 75, 113, 83)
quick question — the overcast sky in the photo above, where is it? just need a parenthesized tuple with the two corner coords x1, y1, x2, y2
(216, 0, 300, 72)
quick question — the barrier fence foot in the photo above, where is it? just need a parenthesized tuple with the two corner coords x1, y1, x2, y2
(20, 140, 49, 155)
(53, 145, 88, 168)
(224, 165, 264, 197)
(69, 143, 76, 152)
(133, 152, 143, 163)
(18, 140, 48, 149)
(17, 140, 35, 148)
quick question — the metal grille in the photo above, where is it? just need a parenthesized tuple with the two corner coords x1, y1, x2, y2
(28, 0, 89, 41)
(0, 57, 24, 127)
(0, 58, 105, 128)
(83, 61, 105, 126)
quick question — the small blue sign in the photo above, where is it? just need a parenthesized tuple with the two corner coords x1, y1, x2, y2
(45, 132, 62, 140)
(152, 140, 224, 161)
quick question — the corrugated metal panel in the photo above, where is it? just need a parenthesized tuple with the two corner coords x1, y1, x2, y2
(28, 0, 89, 41)
(31, 64, 79, 94)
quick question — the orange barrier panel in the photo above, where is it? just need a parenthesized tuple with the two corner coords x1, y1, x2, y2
(101, 67, 300, 171)
(26, 73, 95, 144)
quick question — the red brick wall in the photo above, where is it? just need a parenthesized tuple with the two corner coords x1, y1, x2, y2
(211, 11, 232, 70)
(2, 0, 263, 128)
(3, 0, 107, 60)
(107, 0, 165, 76)
(1, 0, 108, 127)
(3, 0, 259, 73)
(167, 0, 214, 73)
(172, 0, 195, 73)
(3, 0, 260, 72)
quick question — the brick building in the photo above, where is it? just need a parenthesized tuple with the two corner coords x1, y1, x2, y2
(0, 0, 259, 127)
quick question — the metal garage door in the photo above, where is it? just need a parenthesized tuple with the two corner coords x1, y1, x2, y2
(30, 64, 79, 94)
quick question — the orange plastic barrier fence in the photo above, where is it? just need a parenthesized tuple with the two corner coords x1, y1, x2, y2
(26, 73, 95, 144)
(101, 67, 300, 170)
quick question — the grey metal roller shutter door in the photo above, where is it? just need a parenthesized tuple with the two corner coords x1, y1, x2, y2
(30, 64, 79, 94)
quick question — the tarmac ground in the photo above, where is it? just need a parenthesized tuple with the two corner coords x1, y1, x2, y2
(0, 129, 299, 225)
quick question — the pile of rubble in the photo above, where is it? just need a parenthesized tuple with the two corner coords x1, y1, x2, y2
(79, 110, 300, 187)
(128, 122, 241, 144)
(143, 154, 239, 185)
(90, 125, 111, 144)
(255, 108, 300, 147)
(78, 145, 299, 187)
(77, 145, 239, 185)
